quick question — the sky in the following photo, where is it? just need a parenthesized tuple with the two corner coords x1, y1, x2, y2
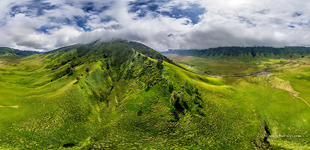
(0, 0, 309, 52)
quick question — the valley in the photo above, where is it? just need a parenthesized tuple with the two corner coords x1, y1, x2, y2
(165, 52, 310, 149)
(0, 41, 310, 149)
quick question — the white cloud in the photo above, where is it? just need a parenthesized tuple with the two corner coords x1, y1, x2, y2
(0, 0, 309, 51)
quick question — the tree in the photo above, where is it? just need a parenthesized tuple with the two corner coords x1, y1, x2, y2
(180, 91, 184, 100)
(76, 75, 81, 81)
(168, 84, 174, 93)
(192, 86, 198, 94)
(157, 60, 163, 69)
(85, 67, 90, 73)
(66, 67, 75, 75)
(170, 91, 179, 106)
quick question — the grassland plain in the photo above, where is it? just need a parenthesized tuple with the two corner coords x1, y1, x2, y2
(166, 53, 310, 149)
(0, 41, 309, 149)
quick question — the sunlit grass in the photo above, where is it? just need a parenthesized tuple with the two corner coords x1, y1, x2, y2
(1, 42, 310, 149)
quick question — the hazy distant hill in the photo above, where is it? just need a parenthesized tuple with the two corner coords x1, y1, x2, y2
(0, 47, 40, 57)
(163, 46, 310, 60)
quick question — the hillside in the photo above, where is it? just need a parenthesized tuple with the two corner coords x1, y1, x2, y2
(0, 41, 309, 149)
(0, 47, 39, 57)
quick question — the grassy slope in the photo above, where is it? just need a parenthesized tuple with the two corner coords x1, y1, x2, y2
(166, 54, 265, 76)
(0, 47, 39, 57)
(166, 54, 310, 149)
(0, 42, 309, 149)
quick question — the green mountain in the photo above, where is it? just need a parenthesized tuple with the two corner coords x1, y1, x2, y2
(163, 46, 310, 60)
(0, 47, 40, 57)
(0, 41, 309, 149)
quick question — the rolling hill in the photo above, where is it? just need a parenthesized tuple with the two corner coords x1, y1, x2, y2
(0, 47, 40, 57)
(0, 40, 309, 149)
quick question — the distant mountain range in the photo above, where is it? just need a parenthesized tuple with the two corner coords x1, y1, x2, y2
(3, 45, 310, 59)
(0, 47, 40, 57)
(163, 46, 310, 59)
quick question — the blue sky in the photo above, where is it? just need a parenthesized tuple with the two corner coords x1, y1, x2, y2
(0, 0, 309, 51)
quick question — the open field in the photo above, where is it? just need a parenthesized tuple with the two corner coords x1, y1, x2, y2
(165, 54, 301, 77)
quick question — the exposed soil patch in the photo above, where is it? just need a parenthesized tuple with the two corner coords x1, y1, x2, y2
(205, 71, 270, 78)
(0, 105, 19, 108)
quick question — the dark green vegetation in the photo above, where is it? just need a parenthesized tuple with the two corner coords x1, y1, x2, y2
(1, 41, 310, 149)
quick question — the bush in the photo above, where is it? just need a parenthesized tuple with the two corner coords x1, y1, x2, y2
(157, 60, 163, 69)
(180, 91, 184, 100)
(170, 91, 178, 106)
(192, 86, 198, 94)
(168, 84, 174, 93)
(66, 67, 75, 75)
(85, 67, 90, 73)
(76, 75, 81, 81)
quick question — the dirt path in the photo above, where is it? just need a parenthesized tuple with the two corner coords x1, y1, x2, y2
(205, 71, 270, 78)
(0, 105, 19, 108)
(296, 97, 310, 108)
(268, 76, 310, 108)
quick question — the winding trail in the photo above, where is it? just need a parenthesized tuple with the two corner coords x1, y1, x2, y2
(296, 97, 310, 108)
(204, 71, 270, 78)
(0, 105, 19, 108)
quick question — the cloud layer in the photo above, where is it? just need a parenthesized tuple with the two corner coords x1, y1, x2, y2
(0, 0, 309, 51)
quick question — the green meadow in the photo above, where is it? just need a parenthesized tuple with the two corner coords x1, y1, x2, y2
(0, 41, 309, 149)
(165, 54, 310, 149)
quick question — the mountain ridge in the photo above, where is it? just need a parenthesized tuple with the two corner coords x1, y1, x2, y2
(0, 47, 40, 57)
(163, 46, 310, 59)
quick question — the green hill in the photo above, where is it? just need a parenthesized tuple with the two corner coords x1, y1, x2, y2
(0, 41, 309, 149)
(163, 46, 310, 60)
(0, 47, 40, 57)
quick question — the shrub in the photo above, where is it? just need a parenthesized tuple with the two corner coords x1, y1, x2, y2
(170, 91, 181, 106)
(66, 67, 75, 75)
(85, 67, 90, 73)
(172, 91, 179, 100)
(76, 75, 81, 81)
(103, 54, 107, 58)
(168, 84, 174, 93)
(192, 86, 198, 94)
(157, 60, 163, 69)
(180, 91, 184, 100)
